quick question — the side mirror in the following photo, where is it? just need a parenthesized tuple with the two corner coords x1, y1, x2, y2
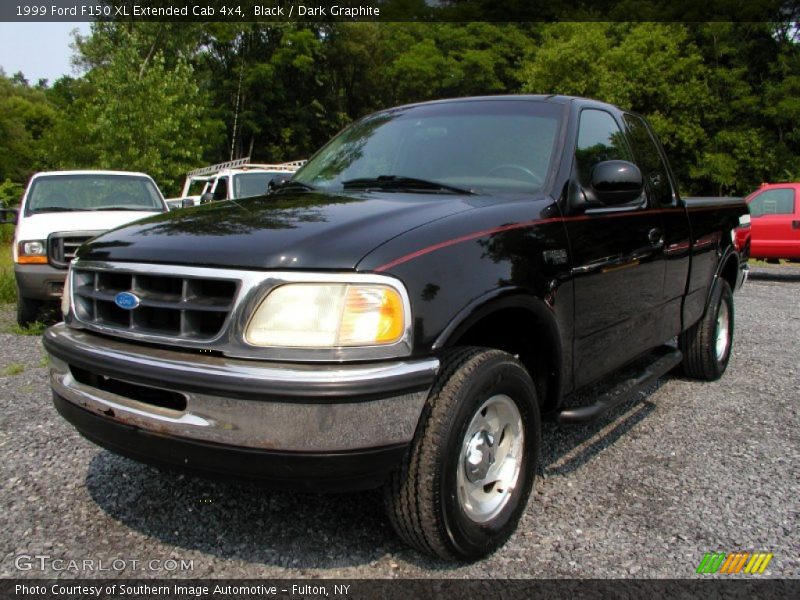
(199, 192, 214, 204)
(0, 208, 19, 224)
(181, 198, 195, 208)
(590, 160, 643, 205)
(267, 174, 292, 193)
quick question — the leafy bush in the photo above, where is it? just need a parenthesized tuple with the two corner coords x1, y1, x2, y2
(0, 179, 24, 208)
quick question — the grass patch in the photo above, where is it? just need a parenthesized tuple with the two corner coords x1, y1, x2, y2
(0, 223, 13, 245)
(38, 354, 50, 367)
(748, 258, 797, 267)
(0, 239, 15, 304)
(0, 269, 14, 304)
(2, 362, 25, 376)
(11, 321, 47, 336)
(10, 321, 46, 336)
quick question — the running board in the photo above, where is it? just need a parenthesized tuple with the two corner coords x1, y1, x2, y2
(556, 347, 683, 424)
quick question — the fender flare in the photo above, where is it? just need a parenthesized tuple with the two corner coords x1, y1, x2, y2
(432, 288, 566, 406)
(705, 245, 740, 309)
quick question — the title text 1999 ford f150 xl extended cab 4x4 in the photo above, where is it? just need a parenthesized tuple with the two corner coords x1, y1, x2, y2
(44, 96, 747, 561)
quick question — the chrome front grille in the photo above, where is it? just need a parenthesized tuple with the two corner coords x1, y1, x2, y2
(48, 231, 101, 269)
(67, 261, 413, 362)
(72, 265, 238, 341)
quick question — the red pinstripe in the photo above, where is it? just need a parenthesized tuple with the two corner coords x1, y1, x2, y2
(374, 204, 718, 272)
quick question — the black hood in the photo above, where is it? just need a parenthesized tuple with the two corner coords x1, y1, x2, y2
(77, 191, 477, 270)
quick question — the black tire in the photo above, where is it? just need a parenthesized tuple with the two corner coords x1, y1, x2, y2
(16, 295, 42, 327)
(679, 278, 734, 381)
(384, 348, 541, 561)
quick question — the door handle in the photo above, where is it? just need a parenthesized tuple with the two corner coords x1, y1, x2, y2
(648, 228, 664, 247)
(792, 220, 800, 230)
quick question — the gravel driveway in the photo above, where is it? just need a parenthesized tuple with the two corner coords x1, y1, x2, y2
(1, 265, 798, 579)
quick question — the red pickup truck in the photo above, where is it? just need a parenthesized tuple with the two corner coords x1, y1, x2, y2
(738, 183, 800, 261)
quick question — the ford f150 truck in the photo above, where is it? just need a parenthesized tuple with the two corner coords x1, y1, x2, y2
(44, 96, 747, 561)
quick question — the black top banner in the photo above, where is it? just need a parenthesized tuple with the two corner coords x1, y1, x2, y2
(2, 0, 797, 22)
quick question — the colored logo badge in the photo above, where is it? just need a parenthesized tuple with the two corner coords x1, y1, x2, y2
(114, 291, 140, 310)
(696, 552, 774, 575)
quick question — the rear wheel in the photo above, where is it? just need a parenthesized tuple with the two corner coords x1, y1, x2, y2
(385, 348, 540, 561)
(16, 295, 42, 327)
(679, 278, 734, 380)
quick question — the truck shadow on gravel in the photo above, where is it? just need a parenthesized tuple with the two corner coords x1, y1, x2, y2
(83, 383, 664, 571)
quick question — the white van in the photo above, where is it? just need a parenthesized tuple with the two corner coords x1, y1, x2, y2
(6, 170, 167, 325)
(165, 158, 305, 207)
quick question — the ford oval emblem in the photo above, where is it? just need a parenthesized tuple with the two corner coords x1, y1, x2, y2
(114, 291, 140, 310)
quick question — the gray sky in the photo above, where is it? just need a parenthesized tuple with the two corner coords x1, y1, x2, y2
(0, 22, 92, 84)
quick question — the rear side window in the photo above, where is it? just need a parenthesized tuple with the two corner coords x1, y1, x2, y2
(213, 177, 229, 201)
(623, 114, 675, 206)
(234, 172, 279, 198)
(749, 189, 795, 217)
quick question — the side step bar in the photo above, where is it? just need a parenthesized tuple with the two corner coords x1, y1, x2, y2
(556, 347, 683, 424)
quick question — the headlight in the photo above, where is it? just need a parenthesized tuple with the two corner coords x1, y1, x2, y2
(61, 266, 72, 317)
(245, 283, 406, 348)
(17, 240, 47, 264)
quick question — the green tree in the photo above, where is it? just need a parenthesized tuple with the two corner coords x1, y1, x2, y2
(48, 28, 223, 196)
(0, 70, 57, 185)
(521, 23, 709, 193)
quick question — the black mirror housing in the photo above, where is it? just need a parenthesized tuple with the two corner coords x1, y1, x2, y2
(590, 160, 644, 206)
(181, 198, 195, 208)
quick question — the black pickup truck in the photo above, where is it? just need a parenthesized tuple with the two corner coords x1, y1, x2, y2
(44, 96, 747, 560)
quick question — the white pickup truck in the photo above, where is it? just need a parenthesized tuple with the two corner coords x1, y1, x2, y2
(4, 170, 167, 325)
(167, 158, 305, 208)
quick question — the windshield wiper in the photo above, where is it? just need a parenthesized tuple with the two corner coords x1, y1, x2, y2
(31, 206, 79, 213)
(341, 175, 474, 195)
(89, 207, 152, 211)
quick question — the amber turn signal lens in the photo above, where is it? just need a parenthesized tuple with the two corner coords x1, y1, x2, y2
(338, 286, 405, 345)
(16, 255, 48, 264)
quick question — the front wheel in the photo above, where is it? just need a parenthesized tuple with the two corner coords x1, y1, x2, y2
(679, 278, 734, 380)
(384, 348, 540, 561)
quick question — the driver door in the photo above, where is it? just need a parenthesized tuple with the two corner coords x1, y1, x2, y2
(567, 109, 667, 388)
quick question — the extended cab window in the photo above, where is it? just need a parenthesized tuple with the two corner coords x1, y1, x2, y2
(623, 114, 675, 206)
(749, 188, 795, 216)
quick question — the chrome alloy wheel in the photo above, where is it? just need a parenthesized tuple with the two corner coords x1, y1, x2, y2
(715, 300, 730, 361)
(456, 394, 524, 523)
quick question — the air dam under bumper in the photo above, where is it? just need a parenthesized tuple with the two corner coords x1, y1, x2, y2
(44, 324, 439, 491)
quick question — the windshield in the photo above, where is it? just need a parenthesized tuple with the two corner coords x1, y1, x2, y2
(26, 174, 164, 214)
(293, 100, 563, 194)
(233, 172, 284, 199)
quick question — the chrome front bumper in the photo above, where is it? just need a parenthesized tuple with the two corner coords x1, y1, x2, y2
(45, 324, 438, 454)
